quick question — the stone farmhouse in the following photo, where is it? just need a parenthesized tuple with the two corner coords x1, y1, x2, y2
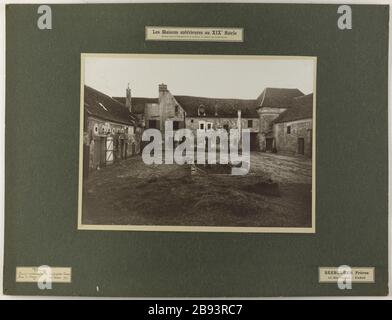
(82, 83, 313, 172)
(114, 84, 313, 156)
(83, 85, 142, 173)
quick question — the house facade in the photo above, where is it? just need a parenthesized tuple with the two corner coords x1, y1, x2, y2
(83, 85, 142, 173)
(273, 94, 313, 157)
(174, 95, 260, 151)
(112, 83, 314, 158)
(114, 84, 186, 132)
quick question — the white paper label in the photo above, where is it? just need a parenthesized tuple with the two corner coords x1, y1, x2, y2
(16, 267, 72, 283)
(319, 267, 375, 283)
(145, 26, 243, 42)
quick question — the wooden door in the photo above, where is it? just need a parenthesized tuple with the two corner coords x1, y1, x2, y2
(266, 138, 273, 151)
(93, 138, 100, 168)
(83, 145, 90, 179)
(250, 133, 258, 151)
(298, 138, 305, 155)
(100, 137, 106, 166)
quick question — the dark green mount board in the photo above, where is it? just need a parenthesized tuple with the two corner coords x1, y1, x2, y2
(4, 3, 389, 296)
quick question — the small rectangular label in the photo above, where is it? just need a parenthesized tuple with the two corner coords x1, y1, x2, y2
(16, 267, 72, 283)
(319, 267, 375, 283)
(145, 26, 243, 42)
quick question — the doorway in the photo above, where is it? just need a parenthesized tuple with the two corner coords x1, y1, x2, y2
(266, 138, 273, 152)
(93, 137, 107, 169)
(99, 137, 107, 166)
(298, 138, 305, 155)
(83, 144, 90, 179)
(250, 133, 258, 151)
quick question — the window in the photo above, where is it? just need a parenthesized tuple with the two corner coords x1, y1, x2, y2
(173, 121, 180, 130)
(248, 120, 253, 128)
(190, 119, 194, 123)
(174, 105, 179, 115)
(287, 125, 291, 134)
(199, 121, 210, 131)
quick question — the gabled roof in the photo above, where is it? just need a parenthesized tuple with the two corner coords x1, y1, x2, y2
(274, 93, 313, 124)
(257, 87, 304, 108)
(173, 95, 259, 118)
(113, 97, 158, 114)
(84, 86, 136, 125)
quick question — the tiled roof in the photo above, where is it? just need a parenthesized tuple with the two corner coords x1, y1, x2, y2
(273, 93, 313, 123)
(84, 86, 136, 125)
(257, 87, 304, 108)
(174, 95, 259, 118)
(113, 97, 158, 114)
(108, 87, 308, 120)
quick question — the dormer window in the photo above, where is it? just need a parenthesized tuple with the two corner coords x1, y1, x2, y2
(198, 105, 206, 116)
(98, 102, 108, 111)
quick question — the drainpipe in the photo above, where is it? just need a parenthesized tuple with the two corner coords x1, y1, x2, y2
(237, 109, 242, 149)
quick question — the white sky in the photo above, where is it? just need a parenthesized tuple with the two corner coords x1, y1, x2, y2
(84, 55, 315, 99)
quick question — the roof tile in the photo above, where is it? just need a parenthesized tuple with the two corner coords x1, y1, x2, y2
(84, 86, 137, 125)
(257, 87, 304, 108)
(273, 93, 313, 123)
(174, 96, 259, 118)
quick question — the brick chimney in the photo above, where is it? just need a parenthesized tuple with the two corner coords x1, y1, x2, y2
(126, 83, 132, 113)
(158, 84, 169, 133)
(237, 109, 242, 130)
(237, 109, 242, 146)
(159, 83, 168, 92)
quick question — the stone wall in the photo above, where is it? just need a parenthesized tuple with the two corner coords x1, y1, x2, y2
(185, 117, 259, 133)
(257, 107, 286, 151)
(144, 103, 160, 128)
(274, 119, 312, 157)
(158, 84, 186, 132)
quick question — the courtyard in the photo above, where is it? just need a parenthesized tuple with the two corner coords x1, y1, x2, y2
(82, 152, 312, 228)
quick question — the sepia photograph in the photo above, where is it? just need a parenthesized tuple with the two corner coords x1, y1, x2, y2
(78, 54, 316, 232)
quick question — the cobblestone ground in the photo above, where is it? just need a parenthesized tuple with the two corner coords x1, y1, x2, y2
(82, 152, 312, 228)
